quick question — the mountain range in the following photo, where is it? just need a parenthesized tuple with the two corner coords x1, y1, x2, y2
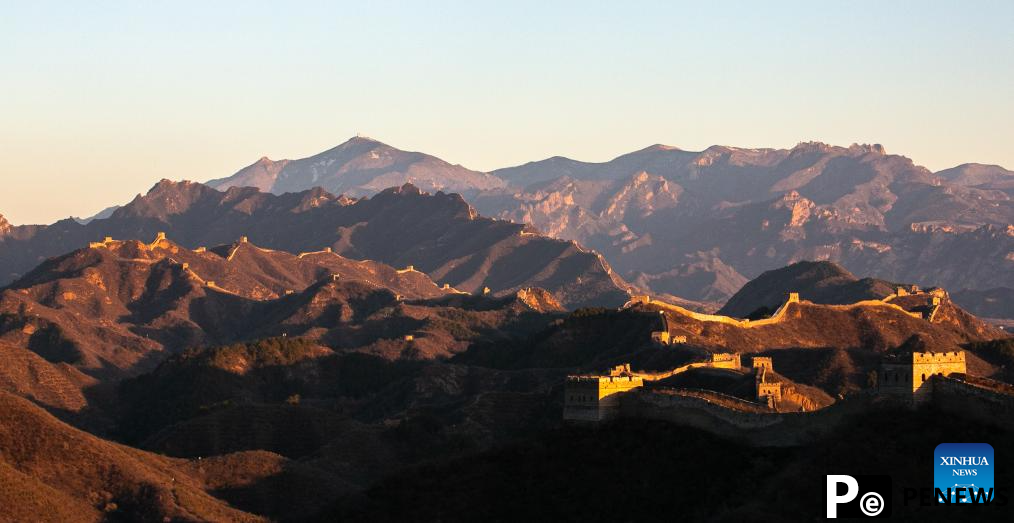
(207, 136, 505, 197)
(201, 136, 1014, 318)
(1, 135, 1012, 521)
(0, 239, 1008, 520)
(0, 181, 629, 310)
(0, 235, 564, 382)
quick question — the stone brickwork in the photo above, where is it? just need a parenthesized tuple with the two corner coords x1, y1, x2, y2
(563, 364, 645, 422)
(625, 290, 913, 331)
(710, 353, 741, 369)
(879, 351, 967, 402)
(754, 362, 782, 407)
(630, 285, 942, 337)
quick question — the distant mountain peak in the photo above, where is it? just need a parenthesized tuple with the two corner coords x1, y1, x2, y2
(640, 144, 683, 152)
(111, 179, 218, 221)
(944, 162, 1012, 172)
(344, 134, 382, 145)
(319, 135, 386, 156)
(703, 144, 736, 153)
(0, 213, 10, 236)
(152, 178, 209, 195)
(208, 136, 502, 197)
(934, 163, 1014, 189)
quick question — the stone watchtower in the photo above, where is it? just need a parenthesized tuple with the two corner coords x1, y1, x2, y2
(879, 351, 966, 402)
(751, 356, 773, 371)
(563, 364, 644, 422)
(752, 357, 781, 407)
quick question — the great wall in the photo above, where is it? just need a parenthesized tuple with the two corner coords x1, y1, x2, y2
(629, 287, 946, 342)
(566, 290, 1014, 443)
(85, 233, 542, 350)
(635, 286, 952, 351)
(85, 234, 1014, 441)
(87, 232, 466, 298)
(564, 350, 1014, 445)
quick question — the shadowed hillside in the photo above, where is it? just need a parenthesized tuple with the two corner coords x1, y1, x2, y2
(0, 391, 263, 522)
(718, 260, 902, 317)
(0, 181, 629, 309)
(322, 407, 1014, 522)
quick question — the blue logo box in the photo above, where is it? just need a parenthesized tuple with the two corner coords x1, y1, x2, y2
(935, 443, 994, 503)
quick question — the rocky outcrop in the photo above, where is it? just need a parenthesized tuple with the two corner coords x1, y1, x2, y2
(515, 287, 565, 313)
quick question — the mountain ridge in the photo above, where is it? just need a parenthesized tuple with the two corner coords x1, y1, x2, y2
(0, 181, 630, 309)
(208, 136, 505, 197)
(5, 137, 1011, 316)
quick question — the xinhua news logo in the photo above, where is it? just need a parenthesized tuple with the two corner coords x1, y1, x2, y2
(826, 475, 892, 518)
(934, 443, 995, 504)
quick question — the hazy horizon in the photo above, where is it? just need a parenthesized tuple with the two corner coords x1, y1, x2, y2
(2, 0, 1012, 224)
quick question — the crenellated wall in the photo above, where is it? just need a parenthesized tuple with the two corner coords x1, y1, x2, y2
(618, 389, 872, 446)
(563, 368, 645, 422)
(880, 351, 966, 402)
(626, 291, 925, 333)
(564, 357, 746, 420)
(751, 357, 773, 370)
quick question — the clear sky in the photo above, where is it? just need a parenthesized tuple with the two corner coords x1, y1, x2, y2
(1, 1, 1012, 224)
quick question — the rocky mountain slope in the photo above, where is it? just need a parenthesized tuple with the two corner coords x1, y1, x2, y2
(717, 261, 901, 318)
(0, 238, 561, 379)
(0, 181, 629, 309)
(477, 142, 1014, 309)
(2, 136, 1012, 521)
(194, 137, 1013, 316)
(952, 287, 1014, 320)
(0, 341, 97, 414)
(102, 274, 1006, 518)
(0, 256, 1009, 520)
(207, 136, 505, 197)
(490, 142, 1012, 230)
